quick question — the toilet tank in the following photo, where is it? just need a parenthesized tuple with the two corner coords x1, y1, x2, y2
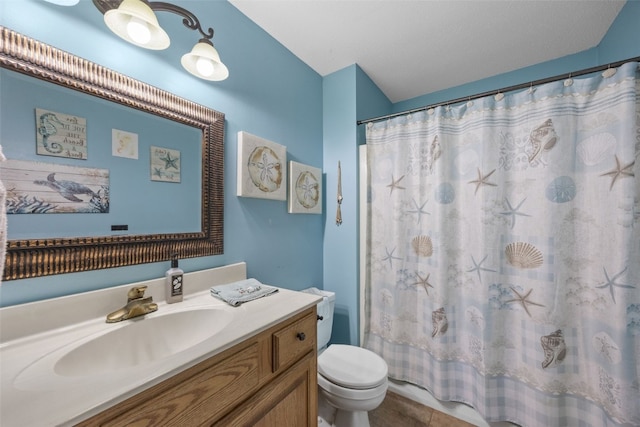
(301, 287, 335, 351)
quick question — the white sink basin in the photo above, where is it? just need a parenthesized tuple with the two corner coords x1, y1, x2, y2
(55, 308, 233, 377)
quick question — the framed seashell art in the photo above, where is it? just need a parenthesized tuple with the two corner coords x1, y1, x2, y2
(236, 131, 287, 200)
(288, 161, 322, 214)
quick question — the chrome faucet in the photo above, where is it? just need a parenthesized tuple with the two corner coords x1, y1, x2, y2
(106, 285, 158, 323)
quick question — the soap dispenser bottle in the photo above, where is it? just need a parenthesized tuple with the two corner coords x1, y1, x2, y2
(166, 253, 184, 303)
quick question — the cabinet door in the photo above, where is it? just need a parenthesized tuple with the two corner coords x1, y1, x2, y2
(214, 351, 317, 427)
(78, 342, 260, 427)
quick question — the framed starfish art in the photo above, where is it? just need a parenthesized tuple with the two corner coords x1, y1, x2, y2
(150, 146, 181, 183)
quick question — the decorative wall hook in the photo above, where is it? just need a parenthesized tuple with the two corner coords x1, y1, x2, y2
(336, 161, 343, 226)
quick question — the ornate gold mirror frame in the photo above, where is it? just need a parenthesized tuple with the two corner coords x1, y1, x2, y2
(0, 27, 224, 280)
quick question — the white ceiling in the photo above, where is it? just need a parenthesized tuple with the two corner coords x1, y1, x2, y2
(229, 0, 626, 103)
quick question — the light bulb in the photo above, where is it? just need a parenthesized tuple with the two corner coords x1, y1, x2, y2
(181, 41, 228, 81)
(126, 16, 151, 45)
(196, 57, 215, 77)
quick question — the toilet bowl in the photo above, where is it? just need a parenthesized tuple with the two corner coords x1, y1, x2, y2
(318, 344, 388, 427)
(302, 288, 388, 427)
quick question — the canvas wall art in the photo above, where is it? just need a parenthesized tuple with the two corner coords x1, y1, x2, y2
(150, 146, 180, 183)
(112, 129, 139, 159)
(1, 159, 109, 213)
(237, 131, 287, 201)
(35, 108, 87, 160)
(288, 161, 322, 214)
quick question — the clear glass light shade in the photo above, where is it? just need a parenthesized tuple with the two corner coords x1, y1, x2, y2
(181, 41, 229, 81)
(104, 0, 170, 50)
(42, 0, 80, 5)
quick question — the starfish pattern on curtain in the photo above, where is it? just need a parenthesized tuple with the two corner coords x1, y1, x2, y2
(363, 62, 640, 426)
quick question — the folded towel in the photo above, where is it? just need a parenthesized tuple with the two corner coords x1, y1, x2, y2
(210, 278, 278, 306)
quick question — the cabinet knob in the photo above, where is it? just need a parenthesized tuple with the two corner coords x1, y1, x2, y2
(296, 332, 306, 341)
(317, 315, 324, 321)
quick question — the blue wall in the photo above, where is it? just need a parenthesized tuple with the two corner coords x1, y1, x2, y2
(322, 66, 357, 344)
(321, 65, 389, 345)
(0, 0, 324, 306)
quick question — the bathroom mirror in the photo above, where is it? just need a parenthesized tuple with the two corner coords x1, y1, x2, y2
(0, 27, 224, 280)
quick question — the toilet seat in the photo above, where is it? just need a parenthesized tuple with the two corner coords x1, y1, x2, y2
(318, 345, 388, 389)
(318, 371, 388, 401)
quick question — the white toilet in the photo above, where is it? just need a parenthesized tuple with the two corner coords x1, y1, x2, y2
(302, 288, 388, 427)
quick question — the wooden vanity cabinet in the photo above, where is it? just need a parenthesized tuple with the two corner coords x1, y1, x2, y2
(75, 307, 318, 427)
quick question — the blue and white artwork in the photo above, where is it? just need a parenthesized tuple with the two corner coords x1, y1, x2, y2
(35, 108, 87, 160)
(150, 146, 181, 183)
(1, 159, 109, 213)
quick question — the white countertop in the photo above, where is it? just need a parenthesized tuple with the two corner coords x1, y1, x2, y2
(0, 263, 321, 426)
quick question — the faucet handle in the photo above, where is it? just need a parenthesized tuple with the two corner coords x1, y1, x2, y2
(127, 285, 148, 302)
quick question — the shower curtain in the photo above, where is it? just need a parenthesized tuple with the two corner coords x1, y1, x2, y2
(0, 145, 6, 285)
(363, 62, 639, 426)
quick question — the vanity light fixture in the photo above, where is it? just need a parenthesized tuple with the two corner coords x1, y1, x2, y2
(94, 0, 228, 81)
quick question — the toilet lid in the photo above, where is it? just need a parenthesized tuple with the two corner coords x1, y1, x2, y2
(318, 345, 388, 389)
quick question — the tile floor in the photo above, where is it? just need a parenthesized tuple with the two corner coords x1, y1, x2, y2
(369, 391, 478, 427)
(318, 391, 477, 427)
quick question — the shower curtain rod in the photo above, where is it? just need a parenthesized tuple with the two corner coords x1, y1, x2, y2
(356, 56, 640, 126)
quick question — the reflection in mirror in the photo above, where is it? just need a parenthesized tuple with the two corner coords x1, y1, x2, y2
(2, 69, 202, 238)
(0, 26, 224, 281)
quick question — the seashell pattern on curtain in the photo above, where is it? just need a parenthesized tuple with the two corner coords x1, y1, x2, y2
(363, 62, 640, 426)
